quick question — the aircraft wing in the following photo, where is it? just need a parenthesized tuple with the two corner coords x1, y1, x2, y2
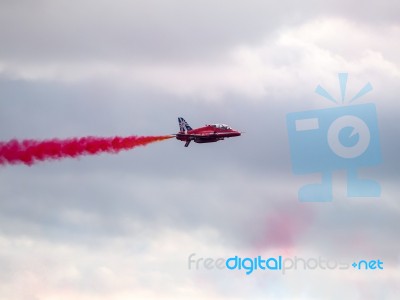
(184, 133, 220, 137)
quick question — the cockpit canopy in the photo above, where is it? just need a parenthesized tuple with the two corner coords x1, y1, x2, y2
(207, 124, 232, 130)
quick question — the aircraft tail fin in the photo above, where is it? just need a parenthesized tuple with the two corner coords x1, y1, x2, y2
(178, 117, 193, 132)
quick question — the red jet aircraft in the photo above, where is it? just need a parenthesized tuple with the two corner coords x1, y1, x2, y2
(175, 117, 241, 147)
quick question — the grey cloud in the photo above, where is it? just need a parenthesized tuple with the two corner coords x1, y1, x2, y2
(0, 1, 400, 298)
(0, 0, 399, 63)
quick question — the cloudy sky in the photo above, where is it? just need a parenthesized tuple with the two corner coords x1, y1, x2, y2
(0, 0, 399, 299)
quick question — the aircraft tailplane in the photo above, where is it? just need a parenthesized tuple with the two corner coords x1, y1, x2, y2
(178, 117, 193, 132)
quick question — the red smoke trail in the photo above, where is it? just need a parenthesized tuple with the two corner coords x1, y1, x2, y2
(0, 135, 173, 166)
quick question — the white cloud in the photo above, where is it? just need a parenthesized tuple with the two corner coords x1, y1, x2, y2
(1, 2, 400, 299)
(1, 18, 399, 103)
